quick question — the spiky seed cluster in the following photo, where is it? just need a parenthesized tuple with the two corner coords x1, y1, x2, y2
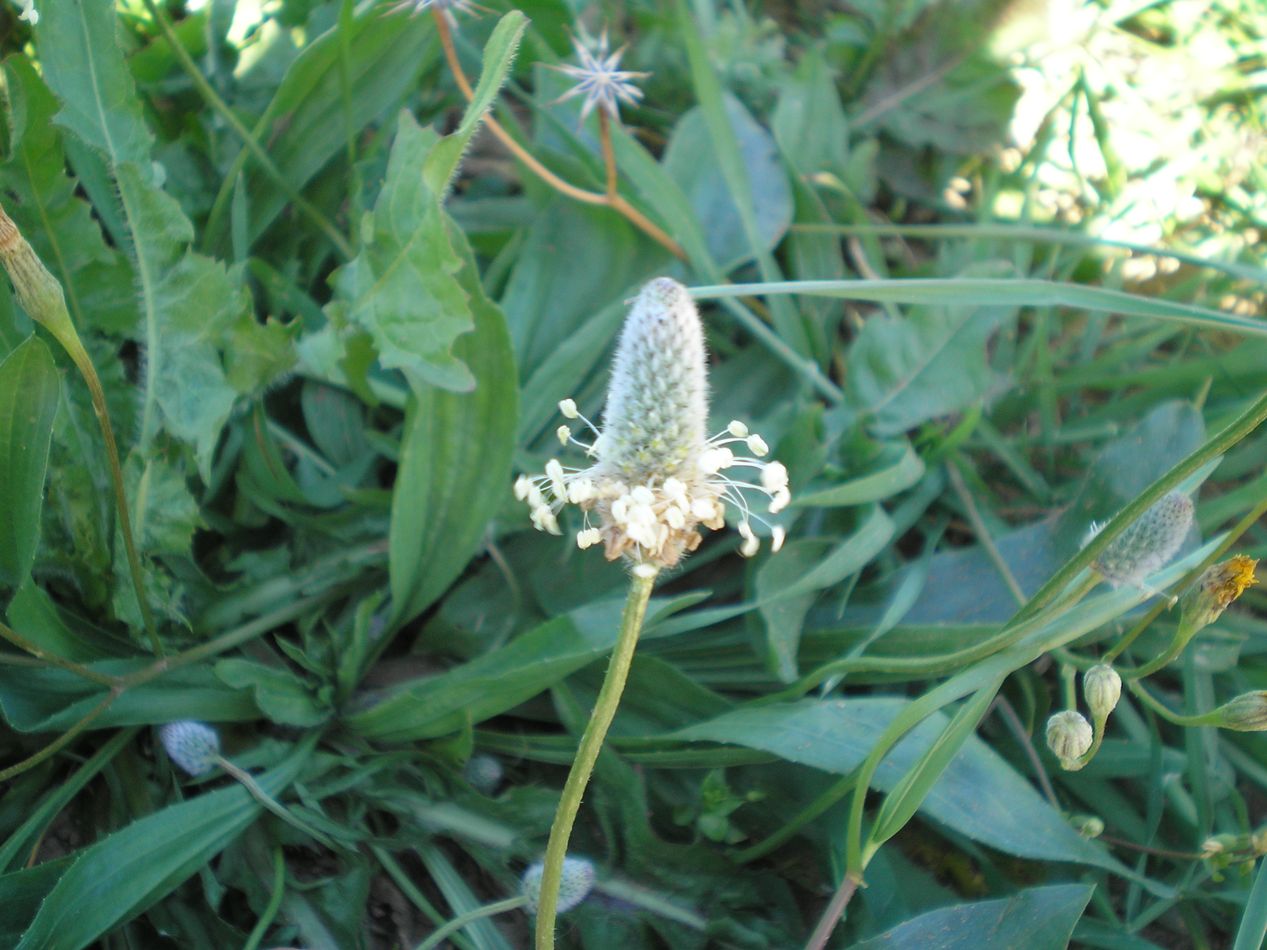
(1087, 491, 1193, 588)
(554, 32, 649, 121)
(159, 721, 221, 777)
(1046, 710, 1093, 770)
(515, 278, 790, 568)
(522, 856, 596, 914)
(1083, 664, 1122, 722)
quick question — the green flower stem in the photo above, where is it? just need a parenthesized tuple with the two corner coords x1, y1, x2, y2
(0, 204, 162, 656)
(140, 0, 354, 260)
(535, 566, 658, 950)
(417, 896, 528, 950)
(215, 755, 341, 851)
(1129, 680, 1212, 727)
(242, 846, 286, 950)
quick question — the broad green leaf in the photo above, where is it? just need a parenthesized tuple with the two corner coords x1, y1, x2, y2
(662, 96, 793, 272)
(214, 658, 328, 727)
(350, 599, 632, 742)
(673, 698, 1131, 874)
(851, 883, 1094, 950)
(331, 112, 473, 391)
(9, 735, 316, 950)
(0, 336, 59, 587)
(756, 506, 894, 682)
(0, 661, 257, 732)
(6, 579, 119, 662)
(794, 441, 925, 508)
(220, 5, 440, 249)
(38, 4, 251, 478)
(846, 296, 1015, 437)
(387, 222, 517, 627)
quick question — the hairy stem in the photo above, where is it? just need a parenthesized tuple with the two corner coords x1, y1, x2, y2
(535, 567, 658, 949)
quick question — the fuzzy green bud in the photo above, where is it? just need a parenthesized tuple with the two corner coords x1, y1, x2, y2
(158, 721, 221, 777)
(1083, 665, 1122, 722)
(1091, 492, 1193, 588)
(1210, 692, 1267, 732)
(1068, 814, 1104, 839)
(522, 856, 595, 914)
(1046, 710, 1093, 770)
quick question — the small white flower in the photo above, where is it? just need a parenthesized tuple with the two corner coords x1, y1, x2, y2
(514, 279, 790, 567)
(384, 0, 474, 17)
(17, 1, 36, 24)
(158, 721, 221, 777)
(554, 31, 649, 121)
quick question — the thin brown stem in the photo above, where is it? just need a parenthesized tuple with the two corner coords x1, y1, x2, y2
(432, 12, 686, 260)
(805, 871, 862, 950)
(0, 689, 119, 782)
(598, 110, 619, 198)
(0, 621, 118, 687)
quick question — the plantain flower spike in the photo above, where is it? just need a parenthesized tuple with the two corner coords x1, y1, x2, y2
(158, 721, 221, 777)
(516, 278, 789, 570)
(1086, 491, 1193, 596)
(522, 856, 595, 914)
(1046, 710, 1093, 771)
(1180, 555, 1258, 634)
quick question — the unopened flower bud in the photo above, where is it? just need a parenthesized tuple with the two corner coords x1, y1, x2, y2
(1202, 833, 1242, 859)
(463, 754, 504, 794)
(1180, 555, 1258, 634)
(1083, 665, 1122, 722)
(1091, 492, 1193, 589)
(1046, 710, 1093, 770)
(1210, 692, 1267, 732)
(1068, 814, 1104, 839)
(158, 721, 221, 777)
(522, 856, 596, 914)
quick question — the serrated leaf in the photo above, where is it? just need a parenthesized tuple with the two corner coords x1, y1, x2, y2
(0, 336, 59, 588)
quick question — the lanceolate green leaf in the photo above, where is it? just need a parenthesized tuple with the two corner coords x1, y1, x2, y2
(0, 336, 59, 588)
(691, 278, 1267, 338)
(387, 222, 517, 627)
(8, 734, 317, 950)
(850, 884, 1095, 950)
(673, 698, 1133, 875)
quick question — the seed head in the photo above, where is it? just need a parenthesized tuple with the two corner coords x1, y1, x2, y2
(1083, 665, 1122, 722)
(515, 278, 790, 568)
(1046, 710, 1092, 770)
(1089, 491, 1193, 589)
(463, 753, 504, 794)
(554, 31, 648, 121)
(522, 856, 595, 914)
(158, 721, 221, 777)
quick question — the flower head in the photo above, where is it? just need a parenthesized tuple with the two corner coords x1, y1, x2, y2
(554, 31, 648, 121)
(1046, 710, 1092, 770)
(1087, 491, 1193, 590)
(522, 856, 595, 914)
(1211, 692, 1267, 732)
(1181, 555, 1258, 633)
(158, 721, 221, 777)
(516, 278, 789, 569)
(1083, 664, 1122, 723)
